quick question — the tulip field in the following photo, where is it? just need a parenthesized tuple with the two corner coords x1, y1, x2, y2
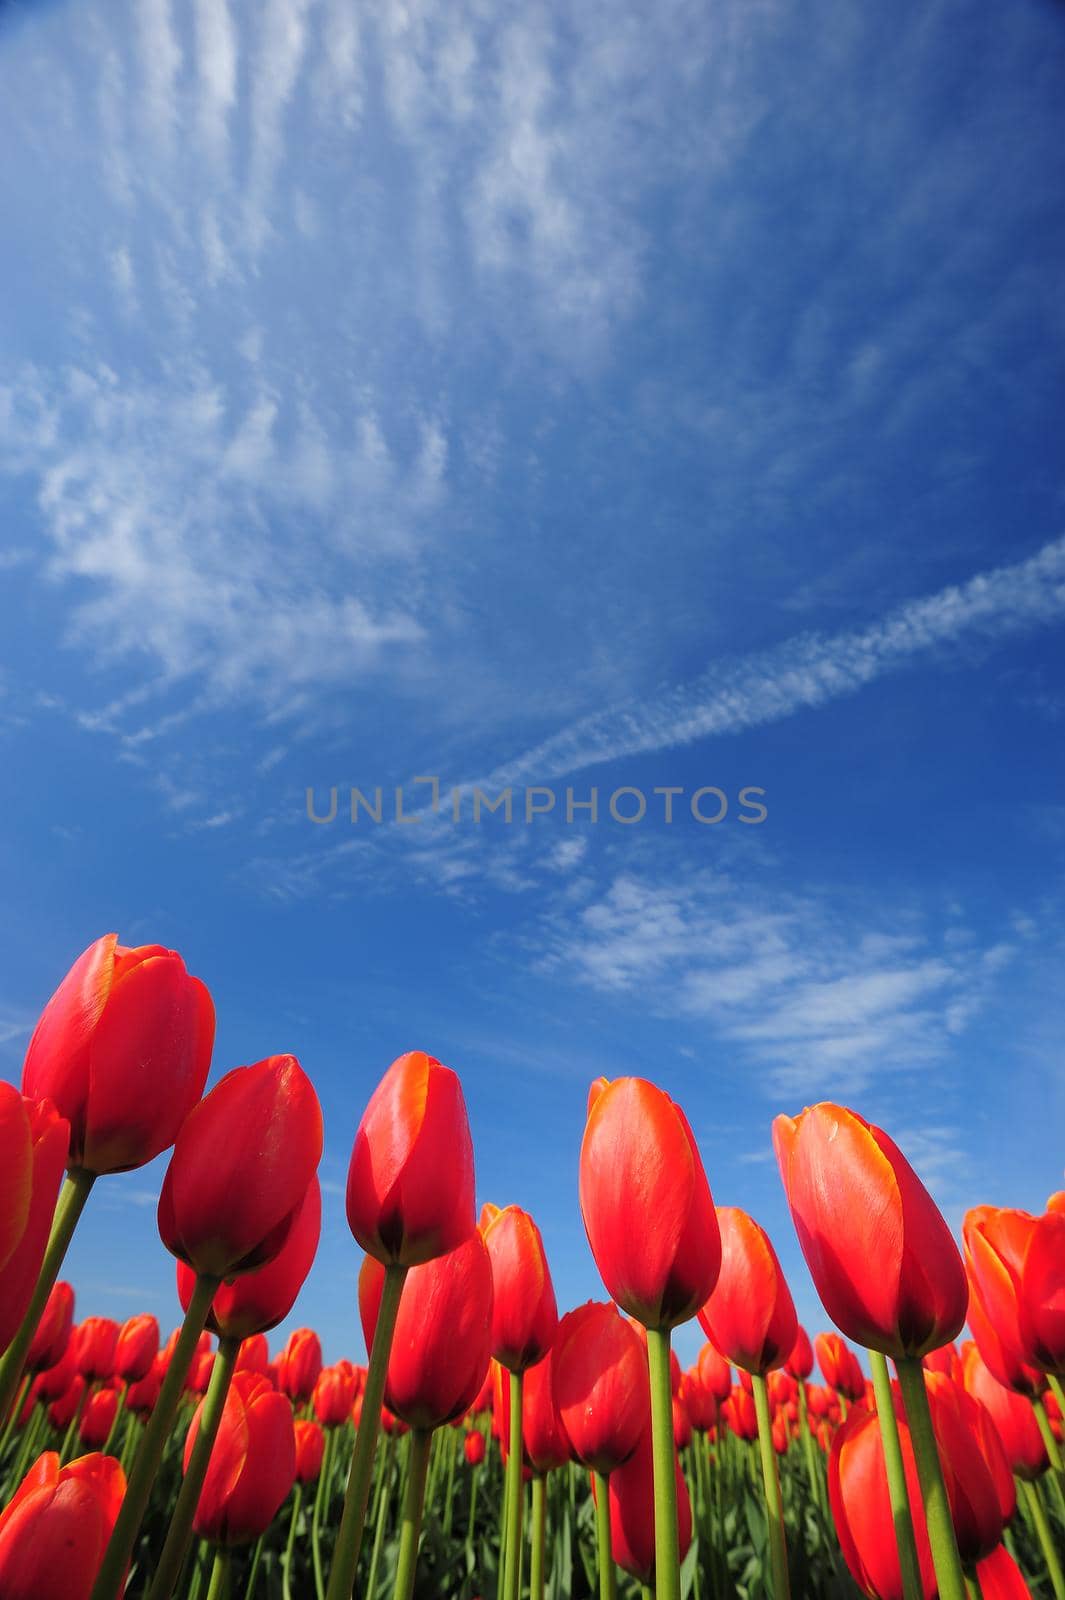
(0, 936, 1063, 1600)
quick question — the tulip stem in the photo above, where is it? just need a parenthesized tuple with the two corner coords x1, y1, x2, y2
(530, 1474, 548, 1600)
(751, 1372, 791, 1600)
(365, 1432, 395, 1600)
(466, 1452, 482, 1550)
(0, 1167, 96, 1422)
(392, 1426, 431, 1600)
(90, 1271, 220, 1600)
(325, 1261, 407, 1600)
(592, 1471, 616, 1600)
(442, 1425, 458, 1536)
(1020, 1478, 1065, 1600)
(205, 1547, 230, 1600)
(243, 1535, 264, 1600)
(6, 1399, 45, 1490)
(101, 1383, 128, 1457)
(646, 1326, 682, 1600)
(147, 1332, 239, 1600)
(1034, 1396, 1065, 1477)
(59, 1381, 89, 1463)
(869, 1351, 924, 1600)
(311, 1425, 335, 1600)
(282, 1483, 304, 1600)
(0, 1375, 30, 1458)
(895, 1356, 967, 1600)
(503, 1371, 525, 1600)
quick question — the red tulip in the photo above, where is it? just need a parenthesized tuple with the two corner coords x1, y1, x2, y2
(35, 1344, 78, 1403)
(579, 1077, 720, 1330)
(786, 1325, 813, 1381)
(346, 1050, 475, 1267)
(482, 1206, 557, 1372)
(680, 1371, 717, 1432)
(125, 1357, 164, 1415)
(79, 1387, 119, 1449)
(0, 1451, 125, 1600)
(294, 1419, 325, 1483)
(22, 934, 214, 1173)
(313, 1364, 358, 1428)
(0, 1096, 70, 1351)
(605, 1424, 692, 1584)
(922, 1342, 961, 1382)
(960, 1343, 1047, 1480)
(359, 1230, 494, 1430)
(158, 1055, 322, 1280)
(697, 1207, 797, 1375)
(828, 1404, 937, 1600)
(48, 1376, 86, 1430)
(965, 1204, 1065, 1379)
(74, 1319, 120, 1382)
(464, 1430, 486, 1465)
(277, 1328, 323, 1404)
(975, 1545, 1034, 1600)
(815, 1333, 866, 1402)
(113, 1316, 158, 1383)
(234, 1334, 270, 1375)
(768, 1370, 798, 1409)
(774, 1103, 968, 1358)
(672, 1393, 692, 1451)
(177, 1178, 321, 1341)
(188, 1372, 296, 1545)
(920, 1372, 1008, 1563)
(25, 1282, 75, 1374)
(722, 1385, 759, 1442)
(696, 1341, 732, 1402)
(551, 1301, 648, 1474)
(522, 1347, 570, 1474)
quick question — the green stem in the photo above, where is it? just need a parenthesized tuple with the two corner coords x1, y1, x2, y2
(325, 1262, 407, 1600)
(646, 1326, 681, 1600)
(530, 1474, 547, 1600)
(118, 1411, 138, 1477)
(752, 1371, 791, 1600)
(1048, 1374, 1065, 1423)
(90, 1272, 220, 1600)
(503, 1371, 525, 1600)
(592, 1470, 616, 1600)
(1034, 1396, 1065, 1476)
(282, 1483, 304, 1600)
(365, 1432, 395, 1600)
(869, 1351, 923, 1600)
(1021, 1478, 1065, 1600)
(0, 1376, 30, 1459)
(100, 1382, 127, 1458)
(148, 1335, 239, 1600)
(243, 1535, 264, 1600)
(0, 1170, 96, 1420)
(797, 1384, 823, 1514)
(59, 1382, 89, 1463)
(392, 1427, 432, 1600)
(442, 1425, 458, 1536)
(466, 1456, 482, 1551)
(205, 1547, 230, 1600)
(311, 1425, 335, 1600)
(896, 1356, 966, 1600)
(7, 1400, 45, 1491)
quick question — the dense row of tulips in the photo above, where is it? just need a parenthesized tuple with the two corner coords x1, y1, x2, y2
(0, 933, 1062, 1600)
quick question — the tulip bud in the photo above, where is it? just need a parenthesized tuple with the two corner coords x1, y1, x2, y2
(464, 1429, 486, 1466)
(79, 1386, 120, 1449)
(960, 1342, 1047, 1480)
(774, 1104, 968, 1359)
(359, 1230, 494, 1430)
(26, 1281, 75, 1374)
(482, 1206, 558, 1373)
(605, 1424, 693, 1584)
(278, 1328, 323, 1404)
(75, 1318, 120, 1382)
(815, 1333, 866, 1402)
(158, 1055, 323, 1281)
(0, 1451, 126, 1600)
(829, 1404, 937, 1600)
(965, 1204, 1065, 1380)
(22, 934, 214, 1174)
(346, 1051, 476, 1267)
(786, 1325, 814, 1381)
(552, 1301, 648, 1474)
(188, 1372, 296, 1545)
(113, 1315, 159, 1384)
(294, 1419, 325, 1483)
(580, 1077, 720, 1330)
(313, 1364, 358, 1428)
(697, 1340, 732, 1402)
(722, 1385, 759, 1442)
(522, 1347, 570, 1474)
(0, 1095, 70, 1351)
(697, 1207, 797, 1376)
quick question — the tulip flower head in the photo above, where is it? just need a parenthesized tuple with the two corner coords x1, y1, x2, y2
(481, 1205, 558, 1373)
(0, 1452, 126, 1600)
(294, 1419, 325, 1483)
(22, 934, 214, 1174)
(580, 1076, 720, 1330)
(26, 1281, 75, 1374)
(964, 1204, 1065, 1379)
(75, 1318, 120, 1382)
(786, 1325, 814, 1381)
(158, 1054, 322, 1281)
(113, 1315, 158, 1383)
(829, 1405, 937, 1600)
(815, 1333, 866, 1403)
(278, 1327, 324, 1404)
(313, 1363, 358, 1428)
(346, 1050, 476, 1268)
(960, 1342, 1047, 1480)
(188, 1371, 296, 1545)
(522, 1346, 571, 1474)
(604, 1424, 693, 1585)
(464, 1429, 486, 1466)
(774, 1103, 968, 1358)
(697, 1206, 797, 1376)
(359, 1229, 494, 1430)
(0, 1095, 70, 1351)
(551, 1300, 649, 1474)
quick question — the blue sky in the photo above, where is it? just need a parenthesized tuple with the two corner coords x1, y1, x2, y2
(1, 0, 1064, 1367)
